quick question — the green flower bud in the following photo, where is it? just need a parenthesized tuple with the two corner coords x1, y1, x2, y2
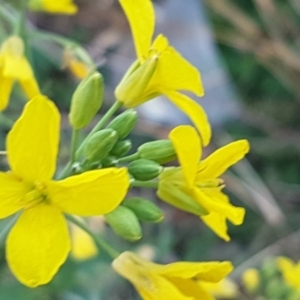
(138, 140, 176, 164)
(158, 173, 208, 216)
(123, 197, 164, 223)
(115, 57, 158, 108)
(128, 159, 162, 181)
(101, 155, 118, 167)
(105, 206, 142, 241)
(107, 109, 138, 139)
(84, 129, 118, 163)
(69, 71, 104, 129)
(110, 140, 132, 157)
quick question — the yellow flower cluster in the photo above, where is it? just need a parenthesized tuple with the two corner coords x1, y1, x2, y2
(0, 0, 251, 298)
(277, 257, 300, 290)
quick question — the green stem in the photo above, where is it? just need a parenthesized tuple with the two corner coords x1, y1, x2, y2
(0, 112, 14, 128)
(131, 180, 158, 189)
(58, 161, 72, 180)
(66, 214, 120, 259)
(0, 214, 20, 245)
(58, 101, 122, 180)
(118, 153, 139, 163)
(30, 30, 79, 48)
(0, 4, 16, 28)
(70, 129, 79, 166)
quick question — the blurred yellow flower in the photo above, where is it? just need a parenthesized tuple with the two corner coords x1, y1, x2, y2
(0, 36, 40, 111)
(277, 257, 300, 290)
(158, 125, 249, 241)
(202, 278, 238, 299)
(28, 0, 77, 14)
(116, 0, 211, 146)
(112, 251, 233, 300)
(70, 218, 98, 261)
(0, 96, 129, 287)
(242, 268, 260, 292)
(63, 46, 94, 79)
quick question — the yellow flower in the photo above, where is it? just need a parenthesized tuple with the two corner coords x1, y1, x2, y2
(158, 125, 249, 241)
(201, 278, 238, 299)
(242, 268, 260, 292)
(63, 46, 94, 79)
(70, 218, 98, 261)
(28, 0, 77, 14)
(0, 96, 129, 287)
(116, 0, 211, 146)
(112, 251, 233, 300)
(277, 257, 300, 290)
(0, 36, 40, 111)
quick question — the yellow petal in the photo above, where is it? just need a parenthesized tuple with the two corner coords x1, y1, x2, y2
(0, 37, 34, 80)
(169, 125, 201, 187)
(18, 77, 40, 100)
(201, 212, 230, 241)
(194, 189, 245, 225)
(6, 202, 71, 287)
(201, 278, 238, 298)
(3, 56, 34, 80)
(7, 95, 60, 181)
(71, 220, 98, 260)
(165, 91, 211, 146)
(0, 76, 13, 111)
(119, 0, 155, 60)
(158, 261, 233, 282)
(148, 35, 204, 96)
(277, 257, 295, 272)
(48, 168, 130, 216)
(198, 140, 250, 179)
(29, 0, 78, 14)
(135, 274, 194, 300)
(0, 172, 29, 219)
(277, 257, 300, 289)
(112, 252, 193, 300)
(168, 277, 214, 300)
(44, 0, 77, 14)
(157, 179, 208, 216)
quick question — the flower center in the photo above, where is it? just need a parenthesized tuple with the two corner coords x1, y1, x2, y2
(22, 181, 49, 208)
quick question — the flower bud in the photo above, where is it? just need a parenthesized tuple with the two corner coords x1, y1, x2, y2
(158, 171, 207, 216)
(128, 159, 162, 181)
(110, 140, 132, 157)
(123, 197, 164, 223)
(101, 155, 118, 167)
(69, 71, 104, 129)
(107, 109, 138, 139)
(84, 129, 118, 163)
(138, 140, 176, 164)
(115, 56, 158, 107)
(105, 206, 142, 241)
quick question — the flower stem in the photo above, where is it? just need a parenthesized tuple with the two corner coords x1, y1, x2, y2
(0, 214, 20, 245)
(58, 102, 122, 180)
(70, 129, 79, 166)
(131, 180, 158, 188)
(66, 214, 120, 259)
(118, 153, 139, 163)
(0, 3, 16, 28)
